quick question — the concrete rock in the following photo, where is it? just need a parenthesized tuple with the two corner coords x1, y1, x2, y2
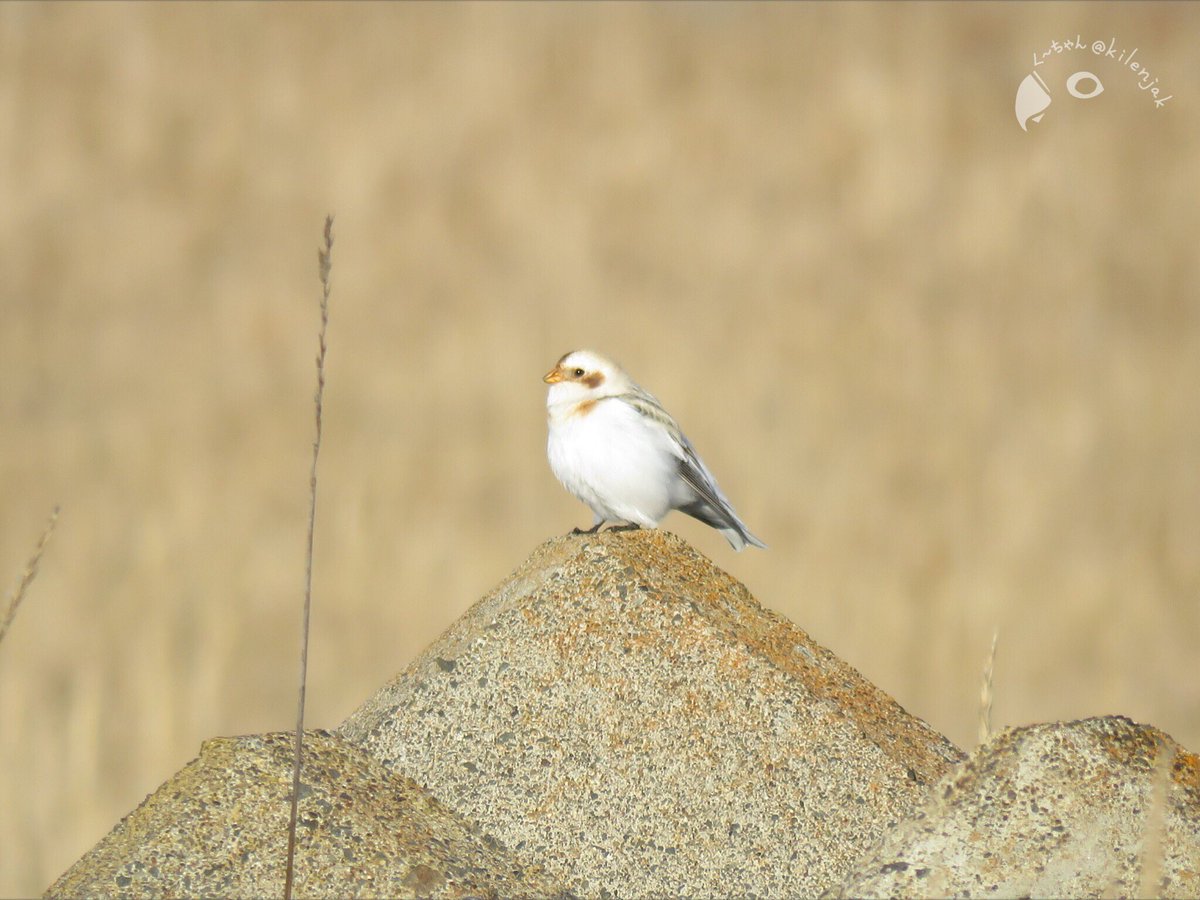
(339, 530, 964, 897)
(47, 730, 564, 899)
(834, 716, 1200, 898)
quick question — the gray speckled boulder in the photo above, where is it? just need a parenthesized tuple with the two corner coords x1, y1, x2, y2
(833, 716, 1200, 899)
(46, 730, 564, 899)
(339, 530, 964, 897)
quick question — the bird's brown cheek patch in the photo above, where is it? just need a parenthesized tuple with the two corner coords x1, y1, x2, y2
(583, 372, 605, 389)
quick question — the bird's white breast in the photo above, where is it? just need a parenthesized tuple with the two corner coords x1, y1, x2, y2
(546, 398, 679, 526)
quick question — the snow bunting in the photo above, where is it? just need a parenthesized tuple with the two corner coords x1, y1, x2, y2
(543, 350, 766, 551)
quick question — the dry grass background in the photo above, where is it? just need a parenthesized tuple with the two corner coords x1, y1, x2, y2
(1, 2, 1197, 894)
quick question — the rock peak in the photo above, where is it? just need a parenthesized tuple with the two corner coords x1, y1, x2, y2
(340, 528, 962, 896)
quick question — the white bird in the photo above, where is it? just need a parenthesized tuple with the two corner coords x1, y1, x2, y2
(543, 349, 766, 551)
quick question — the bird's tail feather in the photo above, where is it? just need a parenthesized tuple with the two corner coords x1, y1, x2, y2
(680, 501, 767, 552)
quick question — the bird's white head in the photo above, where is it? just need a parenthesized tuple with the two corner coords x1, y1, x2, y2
(543, 349, 628, 412)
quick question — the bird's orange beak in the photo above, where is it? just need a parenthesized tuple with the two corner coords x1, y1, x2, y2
(543, 367, 564, 384)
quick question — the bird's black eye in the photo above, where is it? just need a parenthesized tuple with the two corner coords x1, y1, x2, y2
(573, 368, 585, 378)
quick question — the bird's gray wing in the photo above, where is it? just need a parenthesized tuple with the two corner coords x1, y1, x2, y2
(618, 387, 767, 549)
(675, 435, 740, 524)
(618, 388, 737, 521)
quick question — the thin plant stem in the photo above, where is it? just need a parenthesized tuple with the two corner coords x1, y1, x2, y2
(977, 627, 999, 746)
(284, 215, 333, 899)
(0, 505, 60, 651)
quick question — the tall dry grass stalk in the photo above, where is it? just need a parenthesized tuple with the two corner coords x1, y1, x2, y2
(284, 216, 334, 899)
(977, 628, 999, 746)
(0, 506, 60, 652)
(1136, 737, 1174, 899)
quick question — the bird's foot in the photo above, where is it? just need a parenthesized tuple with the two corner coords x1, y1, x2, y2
(571, 522, 605, 536)
(605, 523, 642, 533)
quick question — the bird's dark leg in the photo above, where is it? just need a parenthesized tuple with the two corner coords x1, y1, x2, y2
(571, 521, 605, 535)
(605, 523, 642, 533)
